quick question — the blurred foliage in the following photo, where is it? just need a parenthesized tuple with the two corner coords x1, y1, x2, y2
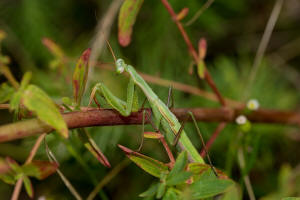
(0, 0, 300, 199)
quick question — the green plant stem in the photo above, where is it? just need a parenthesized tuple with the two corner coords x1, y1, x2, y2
(87, 159, 130, 200)
(0, 65, 19, 89)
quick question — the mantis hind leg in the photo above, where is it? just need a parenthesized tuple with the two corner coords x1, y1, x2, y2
(188, 111, 218, 177)
(136, 110, 146, 152)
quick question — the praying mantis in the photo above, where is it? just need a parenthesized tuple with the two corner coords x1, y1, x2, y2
(89, 42, 204, 164)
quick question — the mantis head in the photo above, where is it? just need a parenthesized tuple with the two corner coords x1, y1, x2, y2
(116, 58, 126, 74)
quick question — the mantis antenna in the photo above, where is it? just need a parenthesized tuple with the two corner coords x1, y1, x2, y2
(105, 38, 117, 63)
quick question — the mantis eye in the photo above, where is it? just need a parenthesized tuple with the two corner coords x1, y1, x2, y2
(116, 59, 125, 74)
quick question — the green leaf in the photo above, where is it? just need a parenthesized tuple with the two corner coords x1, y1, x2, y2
(166, 171, 192, 186)
(78, 129, 111, 168)
(188, 163, 229, 181)
(156, 182, 166, 199)
(118, 0, 144, 47)
(22, 161, 58, 180)
(220, 184, 241, 200)
(143, 132, 163, 139)
(10, 72, 32, 111)
(72, 48, 91, 106)
(22, 84, 68, 138)
(281, 198, 300, 200)
(0, 83, 14, 103)
(139, 183, 159, 197)
(168, 151, 188, 178)
(118, 145, 168, 178)
(163, 188, 178, 200)
(23, 175, 34, 198)
(197, 60, 205, 79)
(0, 157, 18, 184)
(190, 178, 234, 199)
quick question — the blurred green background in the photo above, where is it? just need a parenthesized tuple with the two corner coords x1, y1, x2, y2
(0, 0, 299, 199)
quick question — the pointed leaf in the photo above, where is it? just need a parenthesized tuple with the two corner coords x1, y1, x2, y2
(78, 129, 111, 167)
(118, 144, 168, 178)
(144, 132, 163, 139)
(139, 183, 159, 197)
(176, 8, 189, 21)
(188, 163, 228, 181)
(0, 158, 16, 184)
(10, 72, 32, 111)
(156, 182, 166, 199)
(23, 175, 34, 198)
(72, 48, 91, 106)
(221, 184, 241, 200)
(163, 188, 178, 200)
(22, 84, 68, 138)
(0, 83, 14, 103)
(0, 157, 10, 174)
(118, 0, 144, 46)
(168, 151, 188, 178)
(197, 60, 205, 79)
(22, 161, 58, 180)
(190, 177, 234, 199)
(166, 171, 192, 186)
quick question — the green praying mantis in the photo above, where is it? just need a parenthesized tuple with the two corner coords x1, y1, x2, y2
(89, 42, 205, 164)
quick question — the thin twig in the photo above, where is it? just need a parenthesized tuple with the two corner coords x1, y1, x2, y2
(185, 0, 215, 26)
(87, 159, 130, 200)
(159, 133, 176, 166)
(200, 122, 226, 157)
(45, 138, 83, 200)
(237, 146, 256, 200)
(246, 0, 284, 97)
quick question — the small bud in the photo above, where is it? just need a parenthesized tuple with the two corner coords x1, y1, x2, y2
(42, 38, 64, 58)
(236, 115, 251, 132)
(247, 99, 259, 110)
(198, 38, 207, 60)
(0, 30, 6, 42)
(176, 8, 189, 21)
(236, 115, 247, 125)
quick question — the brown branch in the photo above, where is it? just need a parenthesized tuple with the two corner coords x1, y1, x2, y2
(0, 107, 299, 143)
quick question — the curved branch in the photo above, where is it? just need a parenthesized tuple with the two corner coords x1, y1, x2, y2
(0, 107, 299, 143)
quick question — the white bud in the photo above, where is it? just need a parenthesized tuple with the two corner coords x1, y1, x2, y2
(236, 115, 247, 125)
(247, 99, 259, 110)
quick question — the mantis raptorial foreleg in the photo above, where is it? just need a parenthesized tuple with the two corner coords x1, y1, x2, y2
(88, 40, 204, 163)
(88, 77, 139, 116)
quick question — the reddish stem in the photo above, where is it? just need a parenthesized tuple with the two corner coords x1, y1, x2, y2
(200, 122, 227, 157)
(160, 0, 227, 154)
(159, 134, 175, 166)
